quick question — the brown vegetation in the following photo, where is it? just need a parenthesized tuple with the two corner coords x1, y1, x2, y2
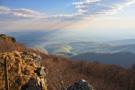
(0, 51, 37, 90)
(0, 34, 135, 90)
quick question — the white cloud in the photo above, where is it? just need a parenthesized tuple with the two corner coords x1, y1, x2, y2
(73, 0, 135, 17)
(0, 7, 46, 20)
(86, 0, 100, 3)
(0, 6, 10, 11)
(12, 8, 45, 18)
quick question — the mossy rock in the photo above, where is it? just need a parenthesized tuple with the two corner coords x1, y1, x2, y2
(0, 51, 38, 90)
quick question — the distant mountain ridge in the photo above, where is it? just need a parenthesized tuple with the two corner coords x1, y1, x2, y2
(70, 52, 135, 68)
(6, 31, 135, 57)
(43, 41, 135, 57)
(105, 39, 135, 45)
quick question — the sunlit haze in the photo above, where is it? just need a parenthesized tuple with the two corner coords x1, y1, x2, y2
(0, 0, 135, 41)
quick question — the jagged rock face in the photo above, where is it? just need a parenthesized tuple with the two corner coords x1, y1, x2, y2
(33, 55, 42, 67)
(23, 52, 48, 90)
(26, 76, 47, 90)
(29, 66, 48, 90)
(61, 79, 94, 90)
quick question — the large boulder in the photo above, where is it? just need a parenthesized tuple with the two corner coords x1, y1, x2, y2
(67, 79, 94, 90)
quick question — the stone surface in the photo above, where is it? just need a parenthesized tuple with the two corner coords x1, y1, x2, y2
(23, 52, 48, 90)
(22, 51, 28, 55)
(26, 69, 47, 90)
(33, 55, 42, 67)
(22, 51, 42, 67)
(67, 79, 94, 90)
(37, 77, 46, 88)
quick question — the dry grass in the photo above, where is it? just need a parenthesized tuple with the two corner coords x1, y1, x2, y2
(0, 51, 38, 90)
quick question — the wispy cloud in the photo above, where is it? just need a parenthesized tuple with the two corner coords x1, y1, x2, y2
(0, 6, 10, 11)
(0, 6, 46, 20)
(73, 0, 135, 16)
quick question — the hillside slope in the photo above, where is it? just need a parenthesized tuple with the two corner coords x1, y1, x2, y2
(43, 41, 135, 57)
(0, 34, 135, 90)
(69, 41, 135, 53)
(70, 52, 135, 68)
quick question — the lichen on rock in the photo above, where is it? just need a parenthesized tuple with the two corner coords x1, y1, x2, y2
(0, 51, 48, 90)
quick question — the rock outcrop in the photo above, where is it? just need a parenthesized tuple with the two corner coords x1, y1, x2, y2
(0, 34, 16, 43)
(26, 66, 48, 90)
(0, 51, 48, 90)
(22, 51, 48, 90)
(61, 79, 94, 90)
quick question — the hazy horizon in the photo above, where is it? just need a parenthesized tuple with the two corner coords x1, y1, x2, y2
(3, 29, 135, 48)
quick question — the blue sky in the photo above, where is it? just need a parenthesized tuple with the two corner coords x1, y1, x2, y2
(0, 0, 77, 15)
(0, 0, 135, 40)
